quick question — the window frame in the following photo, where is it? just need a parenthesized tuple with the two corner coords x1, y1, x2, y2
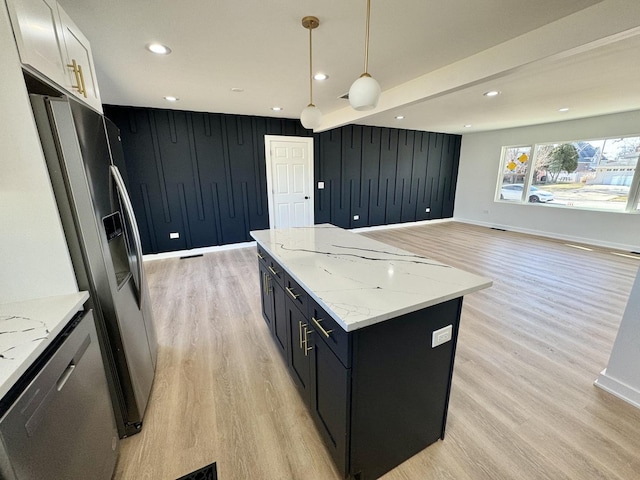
(496, 134, 640, 213)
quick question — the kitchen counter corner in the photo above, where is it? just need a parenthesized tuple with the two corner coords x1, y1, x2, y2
(0, 291, 89, 399)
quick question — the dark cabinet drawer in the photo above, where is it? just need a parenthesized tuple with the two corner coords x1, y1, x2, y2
(309, 301, 351, 368)
(256, 247, 285, 287)
(256, 245, 268, 265)
(284, 273, 308, 316)
(266, 257, 284, 287)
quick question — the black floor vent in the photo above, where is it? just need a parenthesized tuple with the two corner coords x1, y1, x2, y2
(176, 462, 217, 480)
(180, 254, 204, 260)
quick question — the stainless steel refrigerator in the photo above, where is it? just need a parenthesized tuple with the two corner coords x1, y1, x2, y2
(30, 94, 158, 437)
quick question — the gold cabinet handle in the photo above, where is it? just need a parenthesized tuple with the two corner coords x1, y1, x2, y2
(312, 317, 333, 338)
(67, 59, 83, 95)
(67, 59, 87, 97)
(262, 273, 272, 295)
(304, 327, 313, 356)
(257, 252, 265, 260)
(268, 266, 278, 276)
(77, 63, 87, 97)
(286, 286, 300, 300)
(298, 321, 305, 349)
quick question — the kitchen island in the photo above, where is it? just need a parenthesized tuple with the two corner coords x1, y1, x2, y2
(251, 224, 491, 480)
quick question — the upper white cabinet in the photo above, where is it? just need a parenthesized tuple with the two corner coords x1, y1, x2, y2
(5, 0, 67, 86)
(57, 6, 101, 112)
(5, 0, 102, 112)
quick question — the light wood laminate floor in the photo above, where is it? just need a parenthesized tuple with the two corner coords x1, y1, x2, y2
(113, 222, 640, 480)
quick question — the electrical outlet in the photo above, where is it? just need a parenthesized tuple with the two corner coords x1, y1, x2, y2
(425, 207, 431, 213)
(353, 215, 359, 220)
(170, 232, 180, 239)
(318, 181, 325, 189)
(432, 325, 453, 348)
(482, 209, 490, 214)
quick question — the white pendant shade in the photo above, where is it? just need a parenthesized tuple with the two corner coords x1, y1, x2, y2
(349, 74, 381, 111)
(300, 104, 322, 129)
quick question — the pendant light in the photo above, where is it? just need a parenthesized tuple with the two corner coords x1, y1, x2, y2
(349, 0, 381, 111)
(300, 16, 322, 130)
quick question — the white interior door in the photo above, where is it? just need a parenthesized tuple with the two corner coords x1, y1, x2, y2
(264, 135, 314, 229)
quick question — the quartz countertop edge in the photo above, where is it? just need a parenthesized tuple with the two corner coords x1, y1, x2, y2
(0, 291, 89, 399)
(250, 225, 492, 332)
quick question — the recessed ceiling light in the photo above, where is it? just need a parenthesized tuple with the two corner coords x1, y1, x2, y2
(558, 107, 570, 112)
(146, 43, 171, 55)
(271, 107, 283, 111)
(314, 73, 329, 81)
(483, 90, 500, 97)
(230, 87, 244, 93)
(464, 124, 472, 128)
(395, 115, 404, 120)
(164, 96, 178, 102)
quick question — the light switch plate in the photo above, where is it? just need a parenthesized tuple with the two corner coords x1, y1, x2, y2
(318, 181, 325, 189)
(353, 215, 359, 220)
(432, 324, 453, 348)
(170, 232, 180, 239)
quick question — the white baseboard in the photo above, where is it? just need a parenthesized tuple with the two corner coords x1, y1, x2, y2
(594, 369, 640, 410)
(143, 215, 634, 262)
(351, 217, 453, 233)
(142, 219, 455, 261)
(143, 240, 257, 261)
(453, 217, 638, 253)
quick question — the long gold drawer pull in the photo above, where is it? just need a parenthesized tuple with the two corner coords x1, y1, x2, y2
(304, 327, 313, 356)
(299, 321, 304, 349)
(77, 64, 88, 97)
(257, 252, 264, 260)
(312, 317, 333, 338)
(268, 266, 278, 276)
(263, 273, 267, 295)
(67, 59, 84, 95)
(286, 287, 300, 300)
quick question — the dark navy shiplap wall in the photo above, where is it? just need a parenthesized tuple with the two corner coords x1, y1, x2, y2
(104, 105, 460, 254)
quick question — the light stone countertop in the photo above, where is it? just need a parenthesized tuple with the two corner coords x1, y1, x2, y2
(250, 224, 492, 332)
(0, 292, 89, 399)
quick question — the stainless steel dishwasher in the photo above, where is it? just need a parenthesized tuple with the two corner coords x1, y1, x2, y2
(0, 310, 119, 480)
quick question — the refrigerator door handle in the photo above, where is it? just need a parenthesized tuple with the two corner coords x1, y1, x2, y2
(110, 165, 145, 311)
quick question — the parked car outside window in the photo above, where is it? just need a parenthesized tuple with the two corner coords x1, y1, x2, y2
(500, 184, 554, 203)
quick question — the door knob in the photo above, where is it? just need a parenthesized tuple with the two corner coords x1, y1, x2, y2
(304, 196, 309, 199)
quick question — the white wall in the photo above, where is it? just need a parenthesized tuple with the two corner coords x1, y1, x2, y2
(454, 111, 640, 252)
(0, 3, 78, 302)
(595, 266, 640, 409)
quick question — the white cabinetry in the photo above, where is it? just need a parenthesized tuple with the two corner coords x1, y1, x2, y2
(4, 0, 67, 86)
(5, 0, 102, 112)
(57, 6, 101, 111)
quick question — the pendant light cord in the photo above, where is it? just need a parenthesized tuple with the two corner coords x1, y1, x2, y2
(309, 25, 314, 106)
(364, 0, 371, 74)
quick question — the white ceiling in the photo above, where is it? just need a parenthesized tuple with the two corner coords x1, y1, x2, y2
(58, 0, 640, 134)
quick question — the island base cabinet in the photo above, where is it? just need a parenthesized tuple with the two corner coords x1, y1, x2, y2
(272, 281, 287, 355)
(348, 298, 463, 480)
(286, 298, 311, 397)
(310, 334, 351, 477)
(258, 262, 274, 329)
(258, 261, 287, 358)
(255, 247, 465, 480)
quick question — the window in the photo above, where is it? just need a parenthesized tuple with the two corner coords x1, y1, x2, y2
(497, 146, 532, 202)
(496, 135, 640, 212)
